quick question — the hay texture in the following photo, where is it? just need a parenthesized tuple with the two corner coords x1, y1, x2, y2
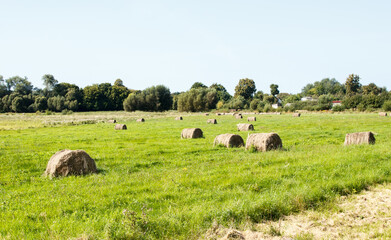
(344, 132, 375, 146)
(115, 124, 127, 130)
(379, 112, 388, 117)
(207, 119, 217, 124)
(175, 116, 183, 120)
(45, 150, 97, 177)
(136, 118, 145, 122)
(247, 117, 256, 122)
(214, 134, 244, 148)
(293, 113, 301, 117)
(245, 133, 283, 152)
(235, 114, 243, 119)
(107, 119, 116, 123)
(181, 128, 203, 139)
(237, 123, 254, 131)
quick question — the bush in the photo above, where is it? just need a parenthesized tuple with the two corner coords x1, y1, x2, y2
(383, 100, 391, 111)
(332, 105, 345, 112)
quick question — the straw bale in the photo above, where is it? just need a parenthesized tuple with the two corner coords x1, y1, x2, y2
(235, 114, 243, 119)
(207, 119, 217, 124)
(45, 150, 97, 177)
(344, 132, 375, 145)
(214, 134, 244, 148)
(175, 116, 183, 120)
(115, 124, 127, 130)
(379, 112, 388, 117)
(136, 118, 145, 122)
(181, 128, 203, 139)
(247, 117, 256, 122)
(107, 119, 116, 123)
(204, 113, 209, 116)
(245, 133, 283, 152)
(293, 113, 301, 117)
(237, 123, 254, 131)
(216, 113, 221, 116)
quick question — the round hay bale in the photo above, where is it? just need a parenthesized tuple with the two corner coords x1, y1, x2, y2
(245, 133, 283, 152)
(247, 117, 256, 122)
(136, 118, 145, 122)
(207, 119, 217, 124)
(235, 114, 243, 119)
(175, 116, 183, 120)
(293, 113, 301, 117)
(216, 113, 221, 116)
(115, 124, 127, 130)
(45, 150, 97, 177)
(181, 128, 203, 139)
(379, 112, 388, 117)
(214, 134, 244, 148)
(237, 123, 254, 131)
(204, 113, 209, 116)
(107, 119, 116, 123)
(344, 132, 375, 145)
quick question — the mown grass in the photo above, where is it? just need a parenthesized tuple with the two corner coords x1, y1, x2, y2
(0, 112, 391, 239)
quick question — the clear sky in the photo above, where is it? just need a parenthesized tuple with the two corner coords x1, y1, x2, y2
(1, 0, 390, 94)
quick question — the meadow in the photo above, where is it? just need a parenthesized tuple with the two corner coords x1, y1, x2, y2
(0, 111, 391, 239)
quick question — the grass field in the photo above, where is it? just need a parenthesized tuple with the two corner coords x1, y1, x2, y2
(1, 111, 391, 239)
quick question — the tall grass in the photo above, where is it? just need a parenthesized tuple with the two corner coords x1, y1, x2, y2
(0, 112, 390, 239)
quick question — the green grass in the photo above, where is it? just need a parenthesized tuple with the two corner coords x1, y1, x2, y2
(1, 112, 391, 239)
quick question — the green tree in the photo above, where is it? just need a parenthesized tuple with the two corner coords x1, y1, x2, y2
(362, 83, 382, 95)
(114, 78, 124, 87)
(177, 88, 217, 112)
(42, 74, 58, 91)
(234, 78, 256, 100)
(190, 82, 207, 89)
(345, 74, 361, 95)
(209, 83, 232, 102)
(270, 84, 279, 96)
(0, 75, 7, 98)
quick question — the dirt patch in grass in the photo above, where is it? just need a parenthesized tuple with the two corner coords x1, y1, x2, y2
(209, 183, 391, 239)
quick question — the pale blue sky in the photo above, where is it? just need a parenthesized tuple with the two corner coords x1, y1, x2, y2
(1, 0, 390, 94)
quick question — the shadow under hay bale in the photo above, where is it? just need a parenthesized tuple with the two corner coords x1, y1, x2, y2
(181, 128, 203, 139)
(344, 132, 375, 145)
(379, 112, 388, 117)
(115, 124, 127, 130)
(247, 117, 256, 122)
(293, 113, 301, 117)
(136, 118, 145, 122)
(246, 133, 283, 152)
(107, 119, 116, 123)
(207, 119, 217, 124)
(175, 116, 183, 120)
(45, 149, 97, 177)
(237, 123, 254, 131)
(214, 134, 244, 148)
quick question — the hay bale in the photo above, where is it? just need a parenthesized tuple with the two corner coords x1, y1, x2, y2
(344, 132, 375, 145)
(237, 123, 254, 131)
(107, 119, 116, 123)
(216, 113, 221, 116)
(379, 112, 388, 117)
(181, 128, 203, 139)
(204, 113, 209, 116)
(293, 113, 301, 117)
(115, 124, 127, 130)
(247, 117, 256, 122)
(175, 116, 183, 120)
(235, 114, 243, 119)
(214, 134, 244, 148)
(136, 118, 145, 122)
(45, 150, 97, 177)
(207, 119, 217, 124)
(245, 133, 283, 152)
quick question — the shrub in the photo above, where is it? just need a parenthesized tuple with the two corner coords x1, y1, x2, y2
(383, 100, 391, 111)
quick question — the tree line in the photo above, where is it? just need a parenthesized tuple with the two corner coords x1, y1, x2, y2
(1, 73, 390, 113)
